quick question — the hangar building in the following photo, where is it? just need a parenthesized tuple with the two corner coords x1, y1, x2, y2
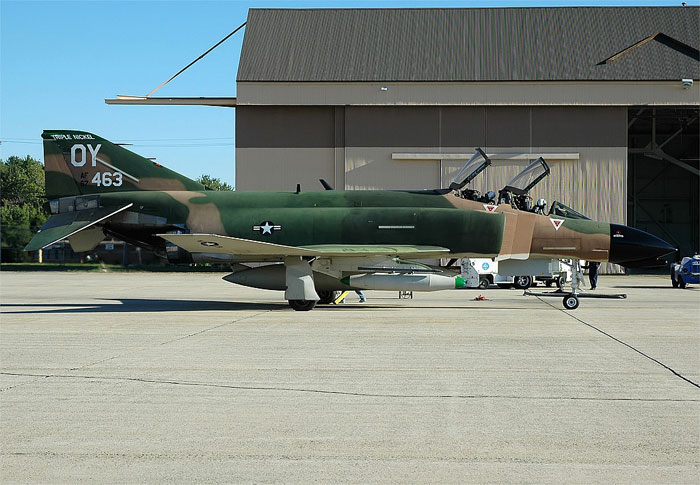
(234, 7, 699, 258)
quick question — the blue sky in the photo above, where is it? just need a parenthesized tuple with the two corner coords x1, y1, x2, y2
(1, 0, 696, 188)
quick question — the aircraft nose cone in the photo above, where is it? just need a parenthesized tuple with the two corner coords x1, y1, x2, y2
(609, 224, 676, 268)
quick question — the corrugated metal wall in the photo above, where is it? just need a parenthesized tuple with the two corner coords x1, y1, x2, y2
(236, 105, 628, 272)
(442, 151, 627, 225)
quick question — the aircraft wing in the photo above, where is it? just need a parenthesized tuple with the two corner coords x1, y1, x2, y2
(24, 204, 133, 251)
(159, 234, 450, 258)
(302, 244, 449, 257)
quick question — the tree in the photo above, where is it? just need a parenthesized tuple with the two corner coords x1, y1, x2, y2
(1, 155, 49, 262)
(196, 174, 233, 191)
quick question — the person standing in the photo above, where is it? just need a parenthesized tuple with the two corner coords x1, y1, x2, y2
(586, 261, 600, 290)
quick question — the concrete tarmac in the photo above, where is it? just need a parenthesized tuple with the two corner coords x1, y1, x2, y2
(1, 271, 698, 483)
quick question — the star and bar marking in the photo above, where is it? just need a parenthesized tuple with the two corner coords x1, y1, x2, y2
(253, 221, 281, 235)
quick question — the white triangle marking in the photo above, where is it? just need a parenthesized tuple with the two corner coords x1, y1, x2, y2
(483, 204, 497, 212)
(550, 218, 565, 231)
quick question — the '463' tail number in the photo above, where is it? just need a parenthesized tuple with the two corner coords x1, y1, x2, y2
(91, 171, 123, 187)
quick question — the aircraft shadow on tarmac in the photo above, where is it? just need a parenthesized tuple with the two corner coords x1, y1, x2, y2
(612, 285, 696, 290)
(0, 299, 284, 314)
(2, 299, 526, 314)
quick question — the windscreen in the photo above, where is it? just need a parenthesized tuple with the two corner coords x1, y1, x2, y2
(503, 157, 550, 195)
(448, 148, 491, 190)
(549, 201, 590, 220)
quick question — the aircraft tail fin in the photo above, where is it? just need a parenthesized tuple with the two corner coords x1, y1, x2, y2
(42, 130, 205, 199)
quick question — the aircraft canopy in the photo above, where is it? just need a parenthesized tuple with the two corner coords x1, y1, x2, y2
(448, 149, 492, 191)
(549, 201, 591, 220)
(503, 157, 551, 195)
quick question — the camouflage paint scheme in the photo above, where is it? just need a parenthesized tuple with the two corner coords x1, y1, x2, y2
(27, 130, 673, 307)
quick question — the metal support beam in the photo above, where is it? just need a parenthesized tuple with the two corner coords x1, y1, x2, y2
(629, 110, 700, 176)
(657, 151, 700, 177)
(628, 107, 645, 129)
(632, 197, 681, 248)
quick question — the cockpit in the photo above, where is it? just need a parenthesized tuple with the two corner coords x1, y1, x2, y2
(497, 157, 550, 212)
(448, 149, 588, 219)
(548, 200, 590, 220)
(448, 149, 496, 203)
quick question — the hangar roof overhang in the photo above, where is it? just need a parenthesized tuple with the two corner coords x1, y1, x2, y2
(105, 96, 236, 107)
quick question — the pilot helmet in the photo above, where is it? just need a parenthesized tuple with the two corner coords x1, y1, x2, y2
(536, 198, 547, 208)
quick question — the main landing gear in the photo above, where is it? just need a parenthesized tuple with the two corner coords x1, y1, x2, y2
(288, 299, 317, 311)
(284, 257, 321, 311)
(317, 290, 340, 305)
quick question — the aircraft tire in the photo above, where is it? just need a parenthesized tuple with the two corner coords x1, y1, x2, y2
(563, 295, 579, 310)
(317, 290, 340, 304)
(288, 299, 317, 311)
(556, 275, 566, 291)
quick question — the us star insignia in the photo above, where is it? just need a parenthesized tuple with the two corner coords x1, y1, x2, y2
(253, 221, 281, 235)
(198, 240, 221, 248)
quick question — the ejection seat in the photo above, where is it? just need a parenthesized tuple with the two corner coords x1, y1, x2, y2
(497, 157, 551, 212)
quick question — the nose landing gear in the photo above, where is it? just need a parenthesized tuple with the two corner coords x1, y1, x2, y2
(563, 294, 580, 310)
(523, 259, 626, 310)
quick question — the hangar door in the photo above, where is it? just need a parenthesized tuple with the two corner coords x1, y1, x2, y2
(628, 107, 699, 259)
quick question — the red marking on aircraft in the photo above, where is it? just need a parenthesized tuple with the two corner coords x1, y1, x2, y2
(550, 218, 565, 231)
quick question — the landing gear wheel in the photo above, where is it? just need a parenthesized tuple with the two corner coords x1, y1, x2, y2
(478, 277, 489, 289)
(513, 275, 533, 290)
(556, 275, 566, 291)
(563, 295, 579, 310)
(288, 299, 317, 311)
(317, 290, 339, 304)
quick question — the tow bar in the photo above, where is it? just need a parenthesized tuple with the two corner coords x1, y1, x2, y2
(523, 290, 627, 310)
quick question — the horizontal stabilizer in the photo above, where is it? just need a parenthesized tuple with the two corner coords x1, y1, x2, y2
(159, 234, 450, 258)
(24, 204, 133, 251)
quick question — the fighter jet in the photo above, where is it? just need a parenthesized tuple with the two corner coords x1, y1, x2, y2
(26, 131, 676, 310)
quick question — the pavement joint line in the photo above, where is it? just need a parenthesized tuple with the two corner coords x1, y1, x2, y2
(0, 375, 52, 393)
(535, 296, 700, 390)
(64, 310, 274, 373)
(1, 372, 699, 402)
